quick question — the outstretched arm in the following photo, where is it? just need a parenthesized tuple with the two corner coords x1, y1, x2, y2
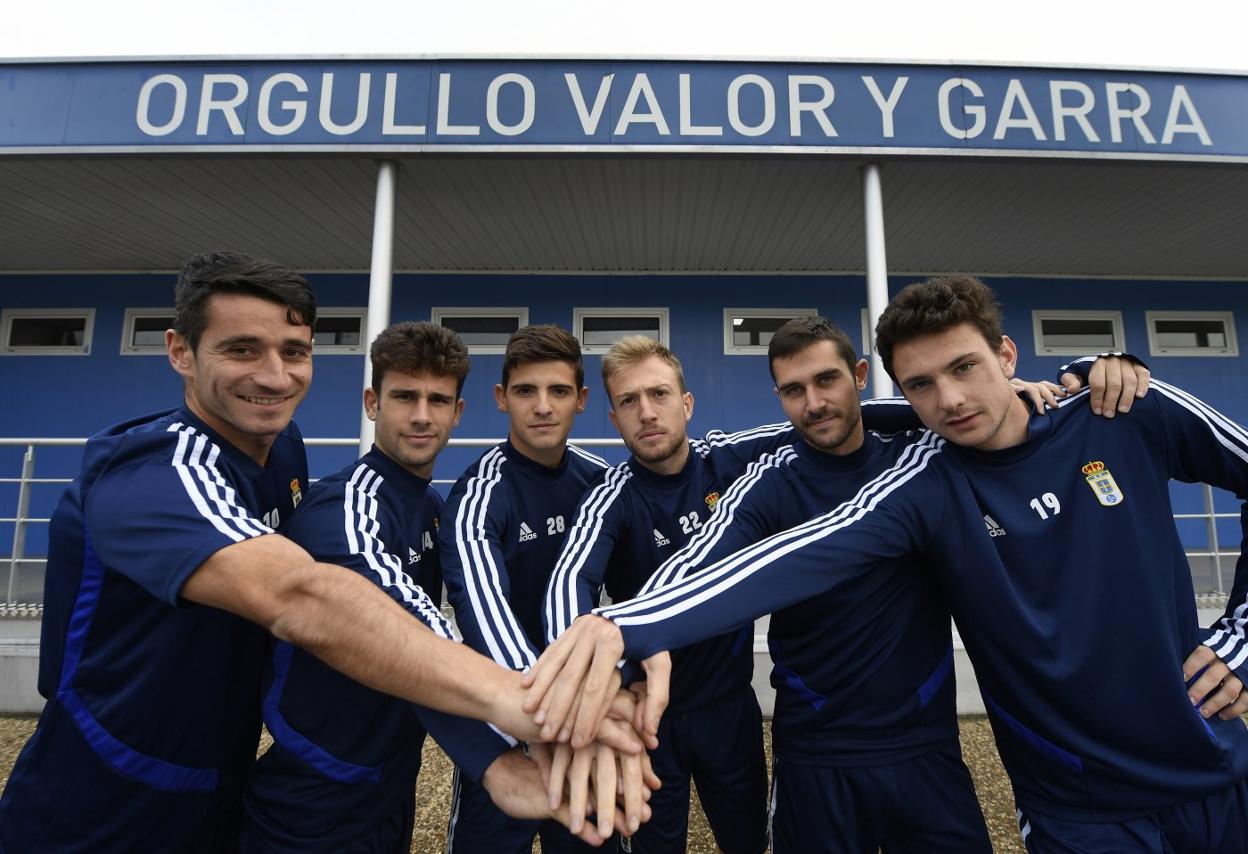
(524, 433, 943, 746)
(178, 533, 598, 743)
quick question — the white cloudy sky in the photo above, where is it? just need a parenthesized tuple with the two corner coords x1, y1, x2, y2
(3, 0, 1246, 72)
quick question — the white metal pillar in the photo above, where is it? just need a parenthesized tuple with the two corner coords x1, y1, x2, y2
(358, 160, 398, 455)
(861, 162, 894, 399)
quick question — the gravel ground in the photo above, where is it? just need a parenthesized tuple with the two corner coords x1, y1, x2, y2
(0, 714, 1025, 852)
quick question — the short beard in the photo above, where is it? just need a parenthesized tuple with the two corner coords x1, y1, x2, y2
(629, 433, 686, 467)
(799, 408, 862, 454)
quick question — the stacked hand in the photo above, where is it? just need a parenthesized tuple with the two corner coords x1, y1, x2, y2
(523, 615, 670, 750)
(1011, 354, 1151, 415)
(483, 626, 671, 843)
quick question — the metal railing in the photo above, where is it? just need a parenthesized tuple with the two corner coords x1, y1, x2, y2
(0, 436, 627, 615)
(1, 436, 1240, 614)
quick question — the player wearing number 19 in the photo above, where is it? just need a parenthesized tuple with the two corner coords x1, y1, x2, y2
(440, 325, 612, 853)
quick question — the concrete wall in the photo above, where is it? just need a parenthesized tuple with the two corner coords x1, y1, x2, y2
(2, 611, 1230, 716)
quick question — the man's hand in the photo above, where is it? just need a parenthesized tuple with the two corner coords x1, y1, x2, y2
(481, 747, 614, 846)
(1009, 378, 1068, 414)
(523, 614, 627, 747)
(533, 736, 660, 838)
(1183, 644, 1248, 720)
(479, 666, 645, 755)
(1060, 356, 1150, 418)
(635, 652, 671, 747)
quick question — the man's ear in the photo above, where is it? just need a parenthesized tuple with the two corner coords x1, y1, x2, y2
(854, 358, 869, 392)
(998, 335, 1020, 379)
(363, 387, 379, 422)
(167, 329, 194, 381)
(494, 383, 507, 412)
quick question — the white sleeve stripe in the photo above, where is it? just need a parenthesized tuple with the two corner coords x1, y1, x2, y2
(668, 445, 796, 585)
(191, 435, 269, 537)
(1152, 382, 1248, 653)
(200, 442, 268, 538)
(606, 437, 941, 627)
(488, 722, 519, 748)
(544, 465, 632, 642)
(1057, 355, 1098, 374)
(455, 450, 522, 667)
(166, 424, 270, 543)
(1224, 642, 1248, 672)
(545, 468, 617, 640)
(343, 465, 454, 640)
(1153, 380, 1248, 460)
(1055, 389, 1092, 409)
(1137, 381, 1248, 653)
(602, 433, 942, 623)
(703, 422, 791, 447)
(454, 449, 537, 670)
(567, 444, 610, 468)
(640, 447, 794, 595)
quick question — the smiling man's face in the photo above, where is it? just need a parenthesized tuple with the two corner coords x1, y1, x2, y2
(168, 292, 312, 464)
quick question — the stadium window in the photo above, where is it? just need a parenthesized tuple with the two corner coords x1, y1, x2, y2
(313, 308, 367, 354)
(575, 308, 669, 354)
(121, 309, 174, 355)
(432, 307, 528, 354)
(1146, 311, 1237, 357)
(723, 308, 817, 355)
(1031, 310, 1125, 356)
(0, 308, 95, 355)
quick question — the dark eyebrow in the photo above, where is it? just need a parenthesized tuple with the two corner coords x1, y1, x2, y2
(214, 335, 262, 348)
(943, 351, 977, 371)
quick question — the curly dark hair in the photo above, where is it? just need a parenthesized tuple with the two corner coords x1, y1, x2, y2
(370, 322, 471, 396)
(874, 275, 1004, 381)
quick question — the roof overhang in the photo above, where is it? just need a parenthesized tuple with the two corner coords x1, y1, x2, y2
(2, 58, 1245, 279)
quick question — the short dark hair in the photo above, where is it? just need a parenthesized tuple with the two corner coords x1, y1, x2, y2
(874, 274, 1005, 381)
(501, 324, 584, 388)
(173, 252, 316, 353)
(767, 316, 858, 382)
(370, 322, 471, 396)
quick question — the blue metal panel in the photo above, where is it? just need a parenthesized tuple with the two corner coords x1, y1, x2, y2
(3, 271, 1247, 557)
